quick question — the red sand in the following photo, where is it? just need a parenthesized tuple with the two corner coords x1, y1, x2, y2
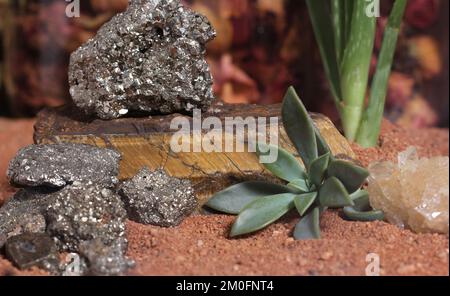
(0, 119, 448, 276)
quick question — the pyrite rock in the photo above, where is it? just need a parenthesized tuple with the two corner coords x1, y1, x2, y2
(119, 167, 197, 227)
(46, 182, 128, 252)
(7, 143, 121, 188)
(0, 188, 56, 248)
(69, 0, 216, 119)
(5, 233, 60, 273)
(79, 238, 135, 276)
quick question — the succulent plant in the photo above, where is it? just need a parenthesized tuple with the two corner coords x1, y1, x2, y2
(205, 87, 384, 240)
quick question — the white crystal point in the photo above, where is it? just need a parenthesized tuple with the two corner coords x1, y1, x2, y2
(368, 148, 449, 234)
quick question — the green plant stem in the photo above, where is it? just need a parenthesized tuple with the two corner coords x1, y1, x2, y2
(331, 0, 345, 63)
(339, 0, 376, 141)
(305, 0, 342, 104)
(356, 0, 408, 147)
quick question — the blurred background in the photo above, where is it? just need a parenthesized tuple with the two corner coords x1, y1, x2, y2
(0, 0, 448, 128)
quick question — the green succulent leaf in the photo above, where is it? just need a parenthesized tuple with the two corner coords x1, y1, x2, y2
(350, 189, 369, 201)
(343, 192, 384, 222)
(327, 160, 369, 194)
(309, 153, 330, 187)
(294, 192, 318, 216)
(282, 87, 318, 168)
(230, 193, 296, 237)
(314, 126, 332, 157)
(205, 182, 294, 215)
(318, 177, 354, 208)
(256, 142, 307, 182)
(294, 207, 321, 240)
(288, 178, 310, 193)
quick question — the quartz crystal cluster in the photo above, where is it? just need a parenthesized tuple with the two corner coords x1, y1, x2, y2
(368, 147, 449, 234)
(69, 0, 216, 119)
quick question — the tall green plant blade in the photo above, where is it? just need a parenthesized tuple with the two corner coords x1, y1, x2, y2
(356, 0, 408, 147)
(230, 193, 296, 237)
(340, 0, 376, 141)
(256, 143, 307, 182)
(306, 0, 342, 103)
(282, 87, 318, 168)
(206, 182, 294, 215)
(344, 0, 355, 47)
(294, 207, 321, 240)
(331, 0, 346, 63)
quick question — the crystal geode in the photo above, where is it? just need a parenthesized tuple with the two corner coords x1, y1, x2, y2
(69, 0, 216, 119)
(368, 147, 449, 234)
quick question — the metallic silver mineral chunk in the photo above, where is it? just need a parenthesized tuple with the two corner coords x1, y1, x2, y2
(46, 182, 127, 252)
(7, 143, 121, 188)
(79, 238, 135, 276)
(69, 0, 216, 119)
(0, 188, 56, 248)
(119, 167, 197, 227)
(5, 232, 60, 274)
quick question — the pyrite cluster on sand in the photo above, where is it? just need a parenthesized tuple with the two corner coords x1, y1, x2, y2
(69, 0, 216, 119)
(0, 0, 211, 275)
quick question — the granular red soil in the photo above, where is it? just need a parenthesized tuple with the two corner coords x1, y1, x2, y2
(0, 119, 448, 276)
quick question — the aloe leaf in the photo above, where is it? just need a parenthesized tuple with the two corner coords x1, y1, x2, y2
(256, 142, 306, 182)
(309, 153, 330, 187)
(205, 182, 294, 215)
(294, 207, 321, 240)
(343, 192, 384, 222)
(327, 160, 369, 194)
(331, 0, 345, 63)
(288, 178, 310, 193)
(282, 87, 318, 168)
(339, 0, 376, 140)
(230, 193, 296, 237)
(318, 177, 354, 208)
(306, 0, 342, 103)
(356, 0, 408, 147)
(294, 192, 318, 216)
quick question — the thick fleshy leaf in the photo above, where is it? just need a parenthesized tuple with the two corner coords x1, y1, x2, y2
(205, 182, 294, 215)
(294, 207, 321, 240)
(309, 153, 330, 187)
(288, 178, 310, 193)
(282, 87, 318, 168)
(318, 177, 354, 208)
(314, 126, 332, 157)
(327, 160, 369, 194)
(256, 142, 306, 182)
(350, 189, 369, 201)
(343, 193, 384, 222)
(294, 192, 318, 216)
(230, 193, 296, 237)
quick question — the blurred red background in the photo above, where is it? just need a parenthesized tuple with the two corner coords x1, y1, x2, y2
(0, 0, 448, 129)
